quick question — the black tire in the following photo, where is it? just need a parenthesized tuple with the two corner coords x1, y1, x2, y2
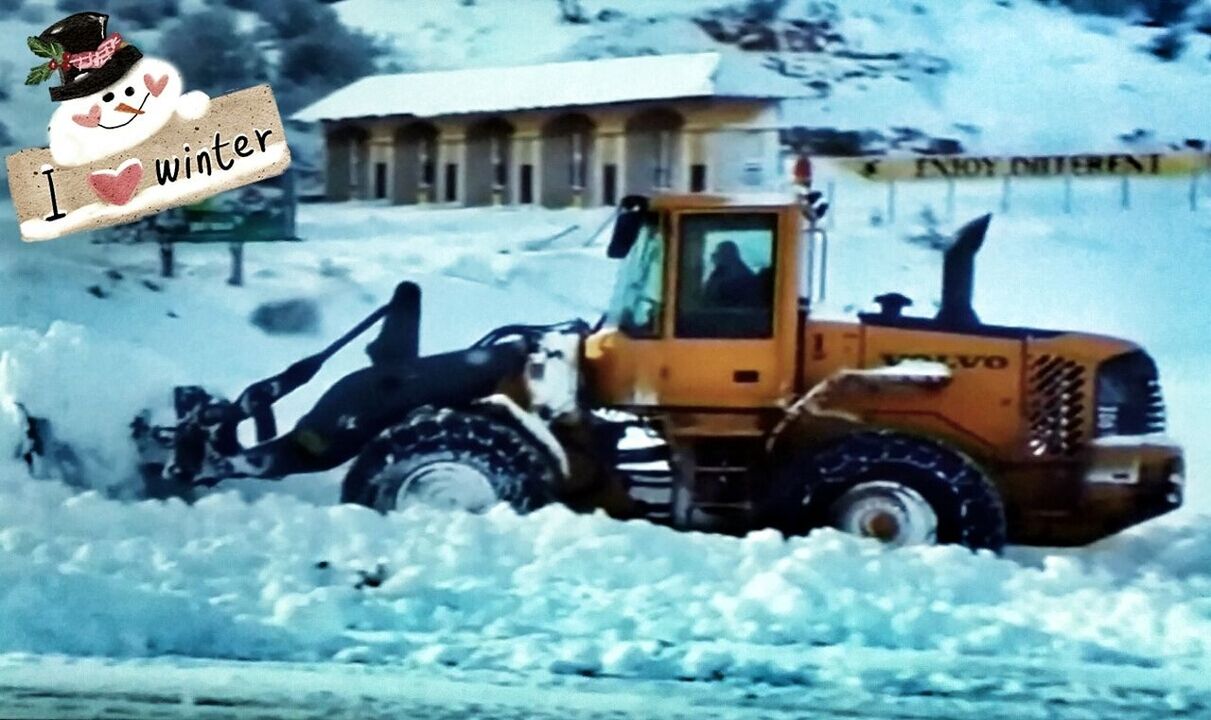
(341, 405, 558, 514)
(760, 431, 1007, 551)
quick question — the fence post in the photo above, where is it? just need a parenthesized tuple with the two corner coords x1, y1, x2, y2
(228, 241, 244, 287)
(1063, 175, 1073, 214)
(1000, 176, 1011, 213)
(886, 181, 896, 224)
(945, 179, 956, 221)
(1191, 170, 1200, 212)
(159, 238, 174, 278)
(1120, 177, 1130, 210)
(826, 179, 836, 229)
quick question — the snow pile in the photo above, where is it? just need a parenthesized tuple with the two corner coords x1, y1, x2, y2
(1, 480, 1210, 678)
(0, 322, 183, 495)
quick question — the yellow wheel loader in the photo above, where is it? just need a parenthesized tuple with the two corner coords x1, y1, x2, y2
(50, 190, 1179, 552)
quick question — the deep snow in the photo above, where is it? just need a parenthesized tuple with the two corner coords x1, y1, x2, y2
(0, 168, 1209, 687)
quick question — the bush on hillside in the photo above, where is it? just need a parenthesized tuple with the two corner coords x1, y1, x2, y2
(1046, 0, 1196, 24)
(155, 9, 269, 97)
(273, 4, 385, 113)
(54, 0, 179, 29)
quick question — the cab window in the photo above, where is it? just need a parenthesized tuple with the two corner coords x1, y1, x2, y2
(675, 213, 777, 339)
(605, 214, 664, 338)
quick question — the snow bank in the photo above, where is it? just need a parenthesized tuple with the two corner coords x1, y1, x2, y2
(2, 476, 1210, 678)
(0, 322, 183, 496)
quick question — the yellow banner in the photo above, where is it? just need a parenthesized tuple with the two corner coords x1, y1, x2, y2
(834, 152, 1210, 182)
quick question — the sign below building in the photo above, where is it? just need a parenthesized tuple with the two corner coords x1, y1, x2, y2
(835, 152, 1209, 182)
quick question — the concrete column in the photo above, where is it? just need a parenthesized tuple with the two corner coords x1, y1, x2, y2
(454, 135, 468, 206)
(614, 128, 626, 201)
(530, 134, 542, 206)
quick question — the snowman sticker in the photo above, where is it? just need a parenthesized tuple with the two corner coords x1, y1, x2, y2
(7, 11, 291, 242)
(31, 13, 211, 169)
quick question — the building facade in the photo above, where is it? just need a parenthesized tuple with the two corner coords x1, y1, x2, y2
(295, 54, 801, 208)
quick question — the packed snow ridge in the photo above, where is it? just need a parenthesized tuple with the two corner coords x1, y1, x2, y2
(2, 463, 1211, 679)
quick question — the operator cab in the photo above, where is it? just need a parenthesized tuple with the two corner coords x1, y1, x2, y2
(606, 194, 781, 341)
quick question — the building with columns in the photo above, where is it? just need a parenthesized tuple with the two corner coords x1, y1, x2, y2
(293, 53, 807, 208)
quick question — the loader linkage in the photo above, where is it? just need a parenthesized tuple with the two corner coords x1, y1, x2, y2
(130, 280, 590, 496)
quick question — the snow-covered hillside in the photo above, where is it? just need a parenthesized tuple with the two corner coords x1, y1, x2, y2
(336, 0, 1211, 152)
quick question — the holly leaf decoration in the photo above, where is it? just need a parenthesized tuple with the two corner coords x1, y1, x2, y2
(27, 36, 64, 60)
(25, 63, 54, 86)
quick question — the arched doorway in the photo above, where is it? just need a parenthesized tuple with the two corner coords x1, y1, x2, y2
(465, 118, 514, 206)
(393, 122, 439, 205)
(625, 107, 684, 196)
(541, 113, 595, 208)
(325, 125, 370, 201)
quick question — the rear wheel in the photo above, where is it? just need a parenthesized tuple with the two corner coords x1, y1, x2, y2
(342, 406, 557, 514)
(761, 431, 1006, 551)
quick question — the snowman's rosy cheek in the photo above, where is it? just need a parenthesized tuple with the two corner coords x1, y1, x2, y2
(71, 105, 102, 128)
(145, 74, 169, 97)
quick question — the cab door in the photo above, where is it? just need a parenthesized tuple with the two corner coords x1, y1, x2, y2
(655, 208, 797, 409)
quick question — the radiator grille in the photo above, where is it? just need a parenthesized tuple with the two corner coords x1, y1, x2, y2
(1027, 355, 1087, 457)
(1143, 378, 1166, 434)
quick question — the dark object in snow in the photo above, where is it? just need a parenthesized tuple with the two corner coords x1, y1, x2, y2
(250, 298, 320, 335)
(142, 279, 162, 292)
(1146, 28, 1187, 60)
(559, 0, 589, 24)
(105, 269, 123, 281)
(915, 137, 964, 155)
(354, 563, 388, 590)
(86, 284, 107, 298)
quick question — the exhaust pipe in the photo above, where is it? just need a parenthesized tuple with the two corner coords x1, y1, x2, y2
(935, 214, 991, 328)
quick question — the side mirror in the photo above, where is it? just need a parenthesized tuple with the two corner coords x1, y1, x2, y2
(607, 195, 651, 259)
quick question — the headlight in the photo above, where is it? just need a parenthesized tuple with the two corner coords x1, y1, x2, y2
(1095, 350, 1165, 437)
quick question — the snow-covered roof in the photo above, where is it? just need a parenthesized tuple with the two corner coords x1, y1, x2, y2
(292, 53, 807, 123)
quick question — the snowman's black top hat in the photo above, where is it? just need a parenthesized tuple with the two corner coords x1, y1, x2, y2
(38, 12, 142, 102)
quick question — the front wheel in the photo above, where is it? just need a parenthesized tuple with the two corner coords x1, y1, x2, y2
(341, 406, 558, 514)
(760, 431, 1007, 551)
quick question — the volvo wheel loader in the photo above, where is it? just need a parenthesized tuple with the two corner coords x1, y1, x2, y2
(27, 189, 1184, 551)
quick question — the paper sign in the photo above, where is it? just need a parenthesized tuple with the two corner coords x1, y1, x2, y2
(7, 84, 291, 242)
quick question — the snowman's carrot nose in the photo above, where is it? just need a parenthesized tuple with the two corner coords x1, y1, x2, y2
(115, 102, 145, 116)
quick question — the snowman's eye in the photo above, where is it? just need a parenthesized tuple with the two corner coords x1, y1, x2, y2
(102, 92, 114, 102)
(125, 86, 134, 97)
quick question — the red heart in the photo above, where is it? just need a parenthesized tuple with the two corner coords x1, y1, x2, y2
(88, 159, 144, 206)
(144, 73, 168, 97)
(72, 105, 101, 127)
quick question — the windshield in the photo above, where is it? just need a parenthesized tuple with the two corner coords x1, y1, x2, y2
(605, 215, 664, 337)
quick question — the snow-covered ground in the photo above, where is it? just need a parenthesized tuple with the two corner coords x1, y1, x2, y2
(0, 170, 1210, 716)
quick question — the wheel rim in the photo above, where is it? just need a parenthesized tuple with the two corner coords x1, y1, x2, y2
(829, 480, 938, 546)
(394, 461, 499, 513)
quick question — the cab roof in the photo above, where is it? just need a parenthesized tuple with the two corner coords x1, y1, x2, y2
(647, 192, 799, 211)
